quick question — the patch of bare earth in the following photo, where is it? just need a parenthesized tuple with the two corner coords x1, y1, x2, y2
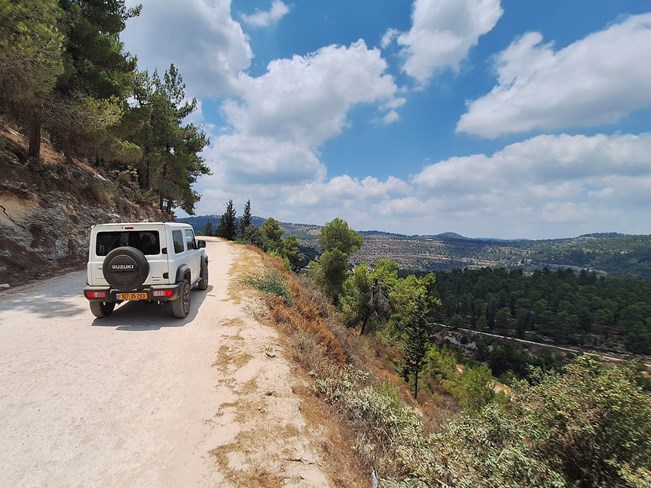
(210, 243, 367, 488)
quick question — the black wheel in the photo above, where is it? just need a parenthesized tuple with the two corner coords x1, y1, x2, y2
(102, 246, 149, 291)
(90, 301, 115, 318)
(198, 260, 209, 290)
(172, 279, 191, 318)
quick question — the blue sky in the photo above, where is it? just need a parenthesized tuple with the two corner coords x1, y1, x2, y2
(122, 0, 651, 239)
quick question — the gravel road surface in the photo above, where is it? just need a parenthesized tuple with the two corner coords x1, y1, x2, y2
(0, 239, 336, 487)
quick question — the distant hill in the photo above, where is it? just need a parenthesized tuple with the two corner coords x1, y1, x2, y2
(180, 214, 651, 279)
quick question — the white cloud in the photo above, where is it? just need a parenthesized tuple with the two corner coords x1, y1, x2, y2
(409, 132, 651, 236)
(122, 0, 252, 97)
(191, 132, 651, 238)
(207, 134, 327, 185)
(381, 28, 399, 49)
(457, 13, 651, 137)
(395, 0, 503, 84)
(204, 40, 400, 186)
(224, 40, 399, 145)
(241, 0, 290, 28)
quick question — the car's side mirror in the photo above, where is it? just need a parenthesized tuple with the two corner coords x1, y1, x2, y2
(197, 240, 206, 248)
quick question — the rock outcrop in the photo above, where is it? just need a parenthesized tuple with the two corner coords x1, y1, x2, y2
(0, 125, 164, 287)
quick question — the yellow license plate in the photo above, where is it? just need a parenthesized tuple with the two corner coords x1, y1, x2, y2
(117, 292, 148, 301)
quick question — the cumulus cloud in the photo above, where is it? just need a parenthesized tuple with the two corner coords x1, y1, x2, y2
(224, 41, 399, 145)
(192, 132, 651, 238)
(410, 132, 651, 236)
(122, 0, 251, 97)
(207, 134, 327, 184)
(211, 40, 401, 184)
(391, 0, 503, 84)
(240, 0, 290, 28)
(457, 13, 651, 137)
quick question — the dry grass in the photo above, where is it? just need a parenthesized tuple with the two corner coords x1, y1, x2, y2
(232, 245, 370, 487)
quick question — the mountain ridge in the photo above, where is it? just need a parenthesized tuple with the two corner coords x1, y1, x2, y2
(179, 214, 651, 279)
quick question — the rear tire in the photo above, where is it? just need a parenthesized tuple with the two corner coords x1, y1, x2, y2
(172, 279, 191, 318)
(90, 301, 115, 318)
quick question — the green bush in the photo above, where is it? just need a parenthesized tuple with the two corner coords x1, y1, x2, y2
(244, 269, 291, 300)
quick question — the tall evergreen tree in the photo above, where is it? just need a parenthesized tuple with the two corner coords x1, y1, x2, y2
(0, 0, 64, 158)
(203, 220, 214, 237)
(216, 200, 237, 240)
(239, 199, 252, 237)
(47, 0, 141, 158)
(130, 65, 210, 214)
(401, 296, 432, 400)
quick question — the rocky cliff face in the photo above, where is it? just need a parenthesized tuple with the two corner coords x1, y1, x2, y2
(0, 126, 164, 287)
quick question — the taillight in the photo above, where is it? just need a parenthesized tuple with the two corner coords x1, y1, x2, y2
(85, 290, 107, 299)
(152, 289, 174, 298)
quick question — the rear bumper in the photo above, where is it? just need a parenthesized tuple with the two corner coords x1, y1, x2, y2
(83, 284, 182, 302)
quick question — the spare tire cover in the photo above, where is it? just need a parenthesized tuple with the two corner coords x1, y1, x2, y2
(102, 246, 149, 291)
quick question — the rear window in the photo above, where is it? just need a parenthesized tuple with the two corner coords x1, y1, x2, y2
(96, 231, 160, 256)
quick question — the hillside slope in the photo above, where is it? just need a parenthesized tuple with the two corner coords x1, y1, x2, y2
(0, 124, 164, 287)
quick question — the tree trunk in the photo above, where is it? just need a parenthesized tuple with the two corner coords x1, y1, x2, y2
(360, 313, 370, 335)
(27, 106, 42, 160)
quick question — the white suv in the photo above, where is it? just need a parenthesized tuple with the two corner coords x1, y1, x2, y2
(83, 222, 208, 319)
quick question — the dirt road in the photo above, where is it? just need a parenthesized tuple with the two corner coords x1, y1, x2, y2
(0, 239, 341, 487)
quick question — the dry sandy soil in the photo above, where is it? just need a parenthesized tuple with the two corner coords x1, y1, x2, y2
(0, 238, 362, 487)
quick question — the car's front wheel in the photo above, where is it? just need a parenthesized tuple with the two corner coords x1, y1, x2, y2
(89, 301, 115, 318)
(172, 279, 191, 319)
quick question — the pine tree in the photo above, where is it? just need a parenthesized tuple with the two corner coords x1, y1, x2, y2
(239, 199, 252, 237)
(310, 218, 363, 303)
(203, 220, 214, 237)
(0, 0, 64, 158)
(401, 296, 433, 400)
(216, 200, 237, 240)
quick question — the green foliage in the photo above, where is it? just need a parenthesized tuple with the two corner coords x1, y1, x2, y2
(400, 296, 433, 399)
(130, 65, 210, 215)
(242, 224, 264, 248)
(318, 217, 363, 254)
(244, 269, 291, 300)
(0, 0, 64, 157)
(315, 368, 427, 481)
(259, 217, 284, 252)
(309, 218, 364, 302)
(435, 267, 651, 355)
(340, 262, 394, 334)
(311, 248, 349, 302)
(429, 357, 651, 487)
(515, 357, 651, 486)
(282, 235, 301, 271)
(431, 403, 566, 488)
(202, 220, 214, 237)
(0, 0, 64, 102)
(216, 199, 237, 240)
(239, 199, 252, 237)
(442, 363, 496, 412)
(424, 345, 457, 380)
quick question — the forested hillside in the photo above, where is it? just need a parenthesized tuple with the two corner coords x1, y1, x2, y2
(245, 218, 651, 488)
(0, 0, 209, 216)
(435, 267, 651, 355)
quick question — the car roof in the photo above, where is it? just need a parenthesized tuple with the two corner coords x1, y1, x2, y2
(92, 222, 193, 230)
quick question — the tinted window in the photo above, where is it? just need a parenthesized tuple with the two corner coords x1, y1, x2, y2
(184, 229, 196, 250)
(96, 231, 160, 256)
(172, 230, 184, 254)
